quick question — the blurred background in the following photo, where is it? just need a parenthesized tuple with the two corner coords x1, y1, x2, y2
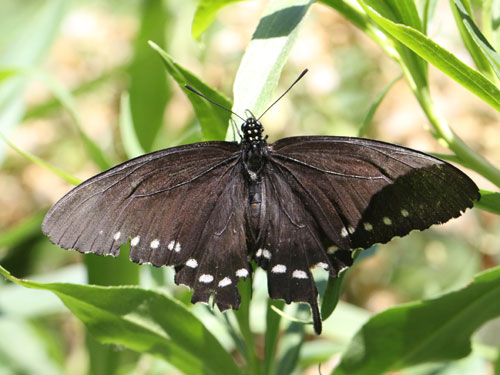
(0, 0, 499, 374)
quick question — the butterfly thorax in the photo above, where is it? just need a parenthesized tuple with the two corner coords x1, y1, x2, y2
(241, 117, 267, 240)
(241, 117, 266, 176)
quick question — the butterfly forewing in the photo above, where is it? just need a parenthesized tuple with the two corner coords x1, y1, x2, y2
(269, 136, 480, 250)
(43, 141, 251, 309)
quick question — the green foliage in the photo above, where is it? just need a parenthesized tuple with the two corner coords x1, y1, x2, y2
(0, 265, 241, 375)
(334, 266, 500, 374)
(1, 0, 499, 374)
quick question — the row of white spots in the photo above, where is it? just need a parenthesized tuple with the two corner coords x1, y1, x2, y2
(123, 235, 183, 252)
(255, 248, 272, 259)
(271, 264, 310, 279)
(168, 240, 182, 252)
(197, 268, 249, 286)
(342, 208, 411, 235)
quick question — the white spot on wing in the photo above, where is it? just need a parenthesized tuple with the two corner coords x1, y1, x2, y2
(383, 217, 392, 225)
(292, 270, 308, 279)
(175, 242, 182, 252)
(186, 258, 198, 268)
(256, 249, 263, 257)
(315, 262, 329, 270)
(364, 222, 373, 231)
(327, 246, 338, 254)
(113, 231, 121, 240)
(236, 268, 249, 278)
(131, 236, 140, 247)
(401, 209, 409, 217)
(348, 226, 355, 234)
(262, 249, 271, 259)
(150, 239, 160, 249)
(272, 264, 286, 273)
(199, 274, 214, 283)
(218, 277, 232, 287)
(168, 240, 175, 250)
(341, 228, 349, 237)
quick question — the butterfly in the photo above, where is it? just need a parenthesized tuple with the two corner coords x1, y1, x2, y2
(42, 69, 480, 334)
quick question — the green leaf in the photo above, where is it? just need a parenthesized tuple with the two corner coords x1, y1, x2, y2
(0, 265, 241, 375)
(0, 68, 18, 83)
(149, 42, 231, 141)
(128, 0, 169, 152)
(234, 277, 259, 374)
(450, 0, 497, 80)
(263, 299, 285, 375)
(359, 0, 500, 113)
(357, 73, 402, 137)
(0, 0, 68, 157)
(230, 0, 313, 140)
(0, 211, 44, 248)
(192, 0, 246, 40)
(0, 132, 81, 185)
(32, 70, 112, 171)
(475, 190, 500, 215)
(333, 266, 500, 374)
(320, 269, 348, 322)
(119, 92, 145, 159)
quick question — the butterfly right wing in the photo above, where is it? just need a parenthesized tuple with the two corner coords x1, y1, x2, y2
(43, 141, 250, 310)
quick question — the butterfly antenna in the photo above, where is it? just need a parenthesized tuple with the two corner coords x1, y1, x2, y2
(257, 68, 308, 121)
(184, 84, 245, 122)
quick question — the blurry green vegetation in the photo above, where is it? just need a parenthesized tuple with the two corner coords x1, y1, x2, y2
(0, 0, 500, 374)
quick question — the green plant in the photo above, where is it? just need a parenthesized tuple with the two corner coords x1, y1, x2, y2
(1, 0, 500, 374)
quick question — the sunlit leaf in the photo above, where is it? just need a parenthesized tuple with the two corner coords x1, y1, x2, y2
(192, 0, 246, 40)
(0, 265, 241, 375)
(333, 266, 500, 374)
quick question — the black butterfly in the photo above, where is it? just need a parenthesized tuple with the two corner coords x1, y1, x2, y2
(42, 70, 480, 334)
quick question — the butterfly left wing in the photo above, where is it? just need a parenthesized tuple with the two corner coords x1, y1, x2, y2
(42, 142, 250, 310)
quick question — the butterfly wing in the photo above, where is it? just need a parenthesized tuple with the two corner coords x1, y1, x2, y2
(42, 141, 250, 310)
(260, 136, 479, 332)
(269, 136, 479, 250)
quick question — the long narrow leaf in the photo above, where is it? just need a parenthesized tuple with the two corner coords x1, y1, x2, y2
(357, 73, 402, 137)
(149, 42, 231, 141)
(333, 266, 500, 374)
(192, 0, 246, 40)
(230, 0, 313, 140)
(359, 0, 500, 113)
(475, 190, 500, 215)
(0, 133, 81, 185)
(119, 92, 145, 159)
(128, 0, 169, 152)
(0, 265, 241, 375)
(263, 299, 284, 375)
(450, 0, 498, 81)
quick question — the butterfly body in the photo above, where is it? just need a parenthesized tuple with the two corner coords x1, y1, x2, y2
(43, 114, 479, 334)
